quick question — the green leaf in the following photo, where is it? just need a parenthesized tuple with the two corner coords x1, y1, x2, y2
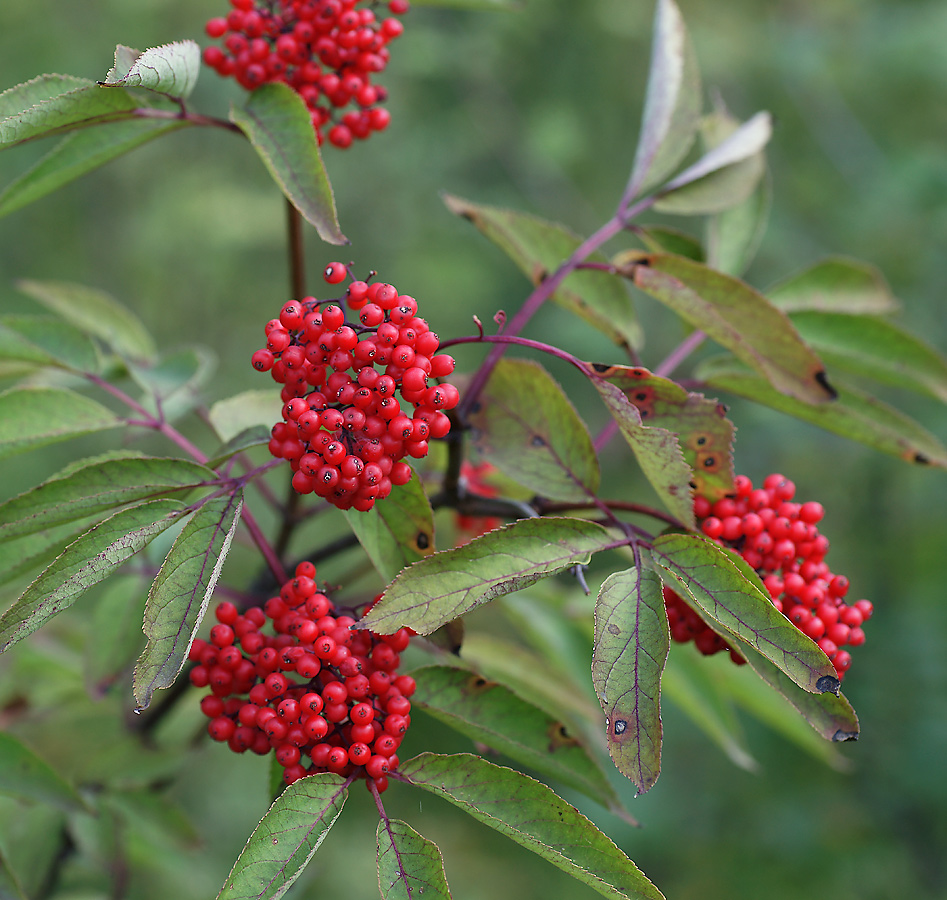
(0, 518, 100, 590)
(134, 491, 244, 709)
(209, 389, 283, 443)
(206, 425, 271, 469)
(0, 386, 122, 461)
(0, 733, 90, 813)
(788, 311, 947, 404)
(410, 664, 626, 816)
(0, 315, 101, 373)
(229, 82, 344, 245)
(589, 376, 695, 526)
(592, 565, 669, 795)
(216, 774, 347, 900)
(630, 225, 704, 261)
(400, 753, 664, 900)
(0, 455, 214, 543)
(129, 345, 217, 421)
(376, 819, 452, 900)
(627, 0, 702, 198)
(0, 78, 176, 148)
(342, 470, 434, 583)
(0, 499, 187, 654)
(16, 279, 157, 363)
(706, 167, 771, 277)
(652, 532, 840, 695)
(653, 111, 771, 215)
(587, 362, 734, 501)
(101, 41, 201, 99)
(766, 257, 899, 314)
(411, 0, 515, 6)
(360, 517, 619, 635)
(443, 194, 642, 349)
(628, 254, 836, 403)
(0, 799, 66, 899)
(468, 358, 600, 502)
(0, 117, 187, 219)
(0, 846, 27, 900)
(697, 355, 947, 467)
(731, 650, 859, 744)
(661, 648, 758, 771)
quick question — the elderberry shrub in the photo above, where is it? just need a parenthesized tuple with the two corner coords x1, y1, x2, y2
(252, 264, 458, 511)
(190, 562, 414, 791)
(664, 473, 873, 679)
(203, 0, 408, 147)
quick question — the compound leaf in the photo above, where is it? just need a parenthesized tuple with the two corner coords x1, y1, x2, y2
(0, 499, 187, 654)
(628, 254, 836, 404)
(343, 470, 434, 583)
(230, 82, 344, 245)
(0, 386, 122, 461)
(216, 774, 347, 900)
(443, 194, 642, 349)
(697, 355, 947, 468)
(653, 532, 839, 695)
(592, 565, 669, 794)
(360, 517, 619, 635)
(0, 456, 214, 543)
(468, 358, 600, 502)
(410, 664, 626, 817)
(134, 490, 244, 710)
(400, 753, 664, 900)
(376, 818, 452, 900)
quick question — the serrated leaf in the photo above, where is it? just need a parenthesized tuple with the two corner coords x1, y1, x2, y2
(377, 819, 452, 900)
(588, 362, 734, 501)
(589, 376, 695, 525)
(0, 499, 187, 654)
(0, 117, 187, 219)
(443, 194, 642, 348)
(360, 517, 619, 635)
(206, 425, 271, 468)
(0, 518, 100, 590)
(101, 41, 201, 100)
(628, 0, 701, 198)
(229, 83, 344, 245)
(0, 315, 100, 373)
(592, 566, 669, 794)
(0, 733, 90, 814)
(134, 491, 243, 709)
(342, 470, 433, 583)
(0, 74, 91, 121)
(209, 390, 283, 443)
(653, 111, 771, 215)
(766, 257, 899, 314)
(697, 355, 947, 467)
(653, 532, 840, 694)
(16, 279, 157, 363)
(628, 254, 836, 403)
(0, 455, 214, 543)
(401, 753, 664, 900)
(216, 774, 347, 900)
(0, 386, 122, 460)
(468, 358, 600, 502)
(410, 664, 626, 816)
(788, 311, 947, 403)
(0, 80, 175, 148)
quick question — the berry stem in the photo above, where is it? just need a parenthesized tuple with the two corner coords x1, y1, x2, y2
(456, 195, 657, 420)
(130, 106, 243, 133)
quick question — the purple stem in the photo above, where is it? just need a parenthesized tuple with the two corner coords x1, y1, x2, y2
(653, 329, 707, 379)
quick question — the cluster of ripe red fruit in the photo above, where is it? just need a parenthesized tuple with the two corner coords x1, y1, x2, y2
(190, 562, 415, 791)
(251, 263, 458, 511)
(203, 0, 408, 148)
(664, 473, 873, 679)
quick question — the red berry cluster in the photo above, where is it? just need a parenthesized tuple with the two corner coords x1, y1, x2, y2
(190, 563, 415, 792)
(251, 264, 458, 511)
(665, 473, 873, 679)
(203, 0, 408, 148)
(455, 460, 502, 542)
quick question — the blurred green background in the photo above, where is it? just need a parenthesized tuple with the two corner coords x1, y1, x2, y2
(1, 0, 946, 898)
